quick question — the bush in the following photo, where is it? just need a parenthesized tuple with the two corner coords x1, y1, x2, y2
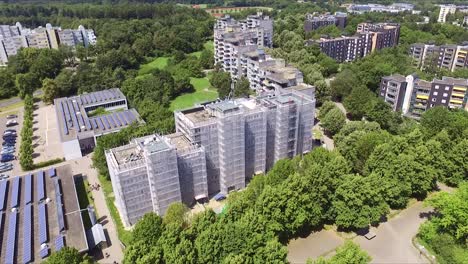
(321, 108, 346, 136)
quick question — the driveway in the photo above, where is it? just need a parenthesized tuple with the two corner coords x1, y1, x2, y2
(353, 202, 432, 264)
(288, 230, 344, 264)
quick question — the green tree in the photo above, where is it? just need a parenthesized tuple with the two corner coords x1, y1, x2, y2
(318, 101, 337, 120)
(233, 77, 251, 98)
(321, 108, 346, 136)
(200, 48, 214, 69)
(163, 202, 189, 228)
(42, 78, 59, 104)
(132, 213, 164, 245)
(209, 70, 231, 99)
(309, 241, 371, 264)
(0, 69, 17, 98)
(330, 69, 360, 101)
(16, 73, 40, 98)
(54, 69, 76, 97)
(45, 247, 93, 264)
(343, 86, 375, 120)
(332, 175, 389, 229)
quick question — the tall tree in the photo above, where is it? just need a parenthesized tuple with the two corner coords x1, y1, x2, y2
(321, 108, 346, 136)
(42, 78, 59, 104)
(233, 77, 251, 98)
(45, 247, 93, 264)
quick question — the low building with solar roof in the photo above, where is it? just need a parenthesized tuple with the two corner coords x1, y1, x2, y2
(0, 165, 90, 263)
(54, 88, 144, 160)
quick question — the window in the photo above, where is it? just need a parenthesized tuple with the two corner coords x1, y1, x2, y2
(433, 92, 438, 96)
(445, 86, 450, 90)
(441, 99, 446, 103)
(443, 93, 448, 97)
(435, 85, 440, 89)
(432, 98, 437, 102)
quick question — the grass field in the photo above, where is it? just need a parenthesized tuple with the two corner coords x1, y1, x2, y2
(190, 40, 214, 58)
(170, 77, 218, 111)
(138, 56, 170, 75)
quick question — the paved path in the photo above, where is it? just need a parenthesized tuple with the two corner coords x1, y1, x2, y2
(354, 202, 432, 264)
(287, 230, 344, 264)
(69, 156, 124, 263)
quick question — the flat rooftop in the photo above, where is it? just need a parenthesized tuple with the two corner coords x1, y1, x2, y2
(136, 135, 172, 154)
(166, 133, 193, 150)
(182, 106, 216, 124)
(54, 89, 143, 142)
(0, 164, 88, 263)
(111, 143, 142, 166)
(383, 74, 407, 83)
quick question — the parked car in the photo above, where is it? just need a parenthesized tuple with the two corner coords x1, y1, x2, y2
(3, 132, 17, 137)
(1, 150, 14, 155)
(1, 147, 15, 152)
(2, 142, 15, 146)
(0, 166, 12, 173)
(4, 129, 16, 133)
(6, 114, 17, 119)
(0, 174, 9, 180)
(6, 120, 17, 127)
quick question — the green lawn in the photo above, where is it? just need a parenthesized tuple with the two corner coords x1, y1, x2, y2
(75, 176, 95, 230)
(190, 40, 214, 58)
(138, 57, 170, 75)
(170, 77, 218, 111)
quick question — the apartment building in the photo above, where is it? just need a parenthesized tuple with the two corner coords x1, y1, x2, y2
(379, 75, 468, 118)
(0, 22, 96, 65)
(348, 3, 414, 14)
(214, 13, 273, 79)
(307, 23, 400, 62)
(438, 4, 457, 23)
(410, 43, 468, 72)
(304, 12, 347, 32)
(107, 90, 315, 226)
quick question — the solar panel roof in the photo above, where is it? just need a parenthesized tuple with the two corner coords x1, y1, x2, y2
(5, 211, 17, 264)
(37, 171, 45, 201)
(23, 204, 33, 264)
(25, 174, 32, 205)
(10, 176, 20, 208)
(0, 180, 8, 211)
(39, 203, 48, 244)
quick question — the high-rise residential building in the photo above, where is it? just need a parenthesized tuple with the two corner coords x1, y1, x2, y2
(379, 74, 468, 118)
(0, 22, 97, 65)
(107, 90, 315, 226)
(304, 12, 347, 32)
(214, 13, 273, 80)
(438, 4, 457, 23)
(347, 3, 414, 14)
(409, 43, 468, 72)
(307, 23, 400, 62)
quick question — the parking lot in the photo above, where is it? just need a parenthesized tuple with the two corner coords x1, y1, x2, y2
(0, 111, 24, 177)
(32, 104, 63, 164)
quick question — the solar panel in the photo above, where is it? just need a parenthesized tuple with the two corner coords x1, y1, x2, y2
(55, 235, 65, 251)
(5, 211, 17, 264)
(0, 180, 8, 211)
(106, 115, 115, 128)
(102, 116, 111, 129)
(119, 111, 130, 124)
(113, 113, 122, 127)
(24, 174, 32, 205)
(0, 212, 3, 236)
(81, 94, 88, 104)
(95, 91, 103, 102)
(56, 192, 65, 231)
(125, 110, 136, 123)
(48, 168, 56, 178)
(84, 115, 92, 130)
(10, 176, 20, 208)
(67, 101, 79, 131)
(60, 102, 69, 135)
(91, 119, 98, 129)
(39, 203, 48, 244)
(90, 93, 97, 103)
(62, 101, 71, 122)
(40, 247, 49, 259)
(23, 204, 32, 264)
(96, 117, 105, 130)
(37, 171, 45, 201)
(54, 178, 61, 196)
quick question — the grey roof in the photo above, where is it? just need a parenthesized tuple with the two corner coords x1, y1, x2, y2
(54, 88, 143, 142)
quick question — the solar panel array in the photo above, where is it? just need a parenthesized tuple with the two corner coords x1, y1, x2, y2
(23, 204, 32, 264)
(48, 167, 56, 178)
(39, 203, 48, 244)
(10, 176, 20, 208)
(5, 211, 17, 264)
(37, 171, 45, 202)
(0, 212, 3, 239)
(55, 235, 65, 251)
(24, 174, 32, 205)
(40, 247, 49, 259)
(0, 180, 8, 211)
(54, 178, 65, 231)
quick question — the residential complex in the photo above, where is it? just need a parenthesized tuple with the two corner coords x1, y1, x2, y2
(307, 22, 400, 62)
(106, 90, 316, 226)
(0, 22, 96, 65)
(214, 14, 314, 95)
(379, 74, 468, 118)
(347, 3, 414, 14)
(438, 4, 457, 23)
(54, 88, 143, 160)
(409, 43, 468, 72)
(214, 12, 273, 79)
(304, 12, 347, 32)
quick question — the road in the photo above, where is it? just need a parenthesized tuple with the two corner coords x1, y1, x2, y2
(287, 201, 434, 264)
(69, 156, 124, 263)
(354, 202, 432, 264)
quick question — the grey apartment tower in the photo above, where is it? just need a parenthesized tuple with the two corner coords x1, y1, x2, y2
(106, 90, 315, 226)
